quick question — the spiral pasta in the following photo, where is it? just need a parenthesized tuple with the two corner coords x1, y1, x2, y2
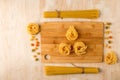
(73, 41, 87, 55)
(59, 43, 71, 56)
(66, 26, 78, 41)
(27, 23, 40, 35)
(105, 51, 117, 65)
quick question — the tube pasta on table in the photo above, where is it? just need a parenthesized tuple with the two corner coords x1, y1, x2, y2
(66, 26, 78, 41)
(73, 41, 87, 55)
(59, 43, 71, 56)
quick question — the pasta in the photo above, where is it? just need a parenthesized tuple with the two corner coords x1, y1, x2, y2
(44, 9, 100, 19)
(27, 23, 40, 35)
(45, 66, 99, 75)
(66, 26, 78, 41)
(73, 41, 87, 55)
(105, 51, 117, 65)
(59, 43, 71, 56)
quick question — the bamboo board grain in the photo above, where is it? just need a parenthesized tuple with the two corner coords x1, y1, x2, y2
(41, 21, 104, 63)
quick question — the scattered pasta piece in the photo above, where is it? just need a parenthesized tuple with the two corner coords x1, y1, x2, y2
(105, 26, 110, 29)
(27, 23, 40, 35)
(108, 40, 112, 44)
(36, 41, 40, 46)
(109, 36, 113, 39)
(104, 44, 108, 48)
(31, 43, 34, 46)
(37, 52, 40, 55)
(30, 35, 35, 41)
(108, 46, 112, 49)
(32, 49, 36, 52)
(66, 26, 78, 41)
(35, 47, 38, 50)
(105, 31, 112, 35)
(104, 51, 117, 65)
(35, 38, 38, 41)
(73, 41, 87, 55)
(106, 22, 112, 25)
(59, 43, 71, 56)
(105, 36, 113, 40)
(33, 55, 37, 58)
(35, 58, 39, 61)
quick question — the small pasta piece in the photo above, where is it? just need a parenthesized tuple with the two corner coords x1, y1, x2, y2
(59, 43, 71, 56)
(73, 41, 87, 55)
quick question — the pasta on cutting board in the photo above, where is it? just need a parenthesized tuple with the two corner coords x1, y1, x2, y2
(73, 41, 87, 55)
(66, 26, 78, 41)
(59, 25, 87, 56)
(59, 43, 71, 56)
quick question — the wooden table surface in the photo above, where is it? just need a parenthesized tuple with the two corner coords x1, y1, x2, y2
(0, 0, 120, 80)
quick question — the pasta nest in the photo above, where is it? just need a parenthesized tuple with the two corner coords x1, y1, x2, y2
(73, 41, 87, 55)
(104, 51, 117, 65)
(27, 23, 40, 35)
(59, 43, 71, 56)
(66, 26, 78, 41)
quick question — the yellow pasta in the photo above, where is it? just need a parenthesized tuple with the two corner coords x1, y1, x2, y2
(104, 51, 117, 65)
(44, 9, 100, 19)
(66, 26, 78, 41)
(27, 23, 40, 35)
(73, 41, 87, 55)
(59, 43, 71, 56)
(45, 66, 99, 75)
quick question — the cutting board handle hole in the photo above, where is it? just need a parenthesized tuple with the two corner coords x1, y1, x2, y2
(44, 54, 51, 60)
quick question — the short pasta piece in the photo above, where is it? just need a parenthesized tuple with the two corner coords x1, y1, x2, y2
(66, 26, 78, 41)
(59, 43, 71, 56)
(104, 51, 117, 65)
(73, 41, 87, 55)
(27, 23, 40, 35)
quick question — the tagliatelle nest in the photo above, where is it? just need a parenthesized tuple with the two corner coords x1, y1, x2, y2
(73, 41, 87, 55)
(66, 26, 78, 41)
(27, 23, 40, 35)
(59, 43, 71, 56)
(104, 51, 117, 65)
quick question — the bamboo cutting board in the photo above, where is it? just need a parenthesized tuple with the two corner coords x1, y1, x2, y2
(41, 21, 104, 63)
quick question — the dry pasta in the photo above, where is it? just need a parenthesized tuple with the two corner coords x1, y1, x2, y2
(27, 23, 40, 35)
(44, 10, 100, 19)
(66, 26, 78, 41)
(73, 41, 87, 55)
(59, 43, 71, 56)
(105, 51, 117, 65)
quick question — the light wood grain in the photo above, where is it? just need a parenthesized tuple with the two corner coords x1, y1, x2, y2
(0, 0, 120, 80)
(41, 22, 104, 63)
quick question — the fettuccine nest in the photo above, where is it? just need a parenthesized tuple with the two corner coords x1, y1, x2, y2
(73, 41, 87, 55)
(66, 26, 78, 41)
(104, 51, 117, 65)
(27, 23, 40, 35)
(59, 43, 71, 56)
